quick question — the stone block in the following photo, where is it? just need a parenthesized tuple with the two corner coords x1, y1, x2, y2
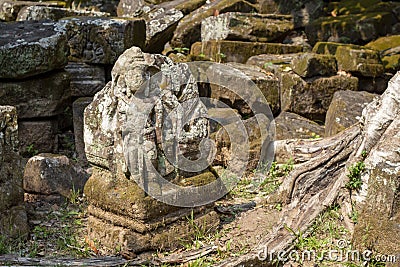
(65, 62, 105, 97)
(59, 17, 146, 64)
(73, 97, 93, 164)
(171, 0, 257, 48)
(366, 35, 400, 72)
(291, 52, 337, 78)
(191, 40, 303, 64)
(325, 90, 377, 137)
(335, 46, 384, 77)
(280, 72, 358, 121)
(0, 0, 62, 21)
(0, 20, 69, 79)
(201, 12, 293, 43)
(209, 62, 280, 116)
(0, 71, 71, 119)
(18, 120, 58, 156)
(305, 12, 393, 46)
(23, 153, 89, 197)
(17, 5, 109, 21)
(246, 53, 301, 68)
(275, 111, 325, 140)
(0, 105, 28, 238)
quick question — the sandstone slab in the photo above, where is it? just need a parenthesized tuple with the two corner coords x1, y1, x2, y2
(18, 120, 58, 156)
(201, 12, 293, 43)
(246, 53, 301, 68)
(59, 17, 146, 64)
(275, 111, 325, 140)
(17, 5, 109, 21)
(65, 62, 105, 97)
(0, 0, 62, 21)
(23, 153, 89, 197)
(144, 7, 184, 53)
(273, 0, 325, 28)
(73, 97, 93, 164)
(0, 20, 68, 79)
(0, 106, 28, 238)
(366, 35, 400, 73)
(335, 46, 384, 77)
(0, 71, 71, 119)
(280, 72, 359, 121)
(291, 52, 337, 78)
(191, 40, 303, 64)
(171, 0, 257, 48)
(305, 12, 393, 45)
(325, 90, 377, 137)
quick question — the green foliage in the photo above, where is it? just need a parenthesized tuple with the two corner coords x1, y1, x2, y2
(263, 62, 273, 69)
(310, 132, 321, 139)
(350, 209, 359, 224)
(173, 47, 190, 54)
(0, 235, 8, 255)
(26, 144, 39, 157)
(345, 161, 365, 191)
(259, 159, 294, 194)
(361, 150, 368, 158)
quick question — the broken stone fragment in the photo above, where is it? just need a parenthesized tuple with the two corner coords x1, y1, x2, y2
(291, 52, 337, 78)
(58, 17, 146, 64)
(144, 7, 184, 53)
(365, 35, 400, 73)
(0, 0, 62, 21)
(65, 62, 106, 97)
(246, 53, 301, 68)
(23, 153, 90, 197)
(273, 0, 325, 28)
(335, 46, 384, 77)
(275, 111, 325, 140)
(280, 71, 358, 121)
(325, 90, 377, 137)
(0, 105, 28, 238)
(312, 41, 362, 55)
(18, 120, 59, 156)
(171, 0, 257, 48)
(0, 71, 71, 119)
(0, 20, 69, 79)
(191, 40, 303, 63)
(305, 12, 393, 45)
(17, 5, 110, 21)
(73, 97, 93, 164)
(209, 62, 280, 116)
(201, 12, 293, 43)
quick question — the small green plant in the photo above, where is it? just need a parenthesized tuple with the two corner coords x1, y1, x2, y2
(26, 144, 39, 157)
(173, 47, 190, 54)
(259, 159, 294, 195)
(350, 209, 359, 224)
(263, 62, 273, 69)
(361, 150, 368, 158)
(345, 161, 365, 191)
(310, 132, 321, 139)
(216, 52, 226, 62)
(69, 185, 81, 205)
(275, 203, 283, 211)
(0, 235, 9, 255)
(198, 53, 206, 58)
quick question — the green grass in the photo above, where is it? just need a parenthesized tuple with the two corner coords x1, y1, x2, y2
(345, 161, 365, 191)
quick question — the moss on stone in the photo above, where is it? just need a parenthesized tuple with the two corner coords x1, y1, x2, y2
(179, 171, 217, 187)
(366, 35, 400, 51)
(191, 40, 303, 64)
(312, 42, 361, 55)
